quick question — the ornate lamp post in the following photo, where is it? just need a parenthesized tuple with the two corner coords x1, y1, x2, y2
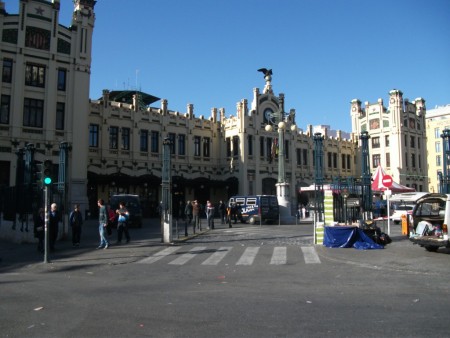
(265, 108, 296, 223)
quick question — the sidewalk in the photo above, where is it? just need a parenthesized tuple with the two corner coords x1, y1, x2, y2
(0, 216, 217, 273)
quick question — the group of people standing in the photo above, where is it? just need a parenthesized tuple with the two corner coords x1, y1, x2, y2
(182, 199, 238, 235)
(97, 199, 130, 249)
(32, 200, 132, 253)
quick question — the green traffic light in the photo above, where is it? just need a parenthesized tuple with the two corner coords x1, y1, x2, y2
(44, 177, 52, 185)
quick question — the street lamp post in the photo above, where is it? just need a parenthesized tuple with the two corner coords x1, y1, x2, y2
(342, 188, 349, 225)
(161, 137, 172, 243)
(265, 110, 296, 224)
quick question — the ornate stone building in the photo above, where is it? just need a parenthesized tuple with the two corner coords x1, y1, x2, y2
(1, 0, 362, 220)
(350, 89, 427, 192)
(0, 0, 95, 214)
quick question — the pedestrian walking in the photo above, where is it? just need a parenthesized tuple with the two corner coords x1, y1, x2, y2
(226, 203, 233, 228)
(97, 199, 109, 249)
(116, 201, 130, 244)
(218, 200, 226, 224)
(192, 200, 201, 231)
(48, 203, 60, 252)
(33, 208, 45, 253)
(184, 201, 195, 236)
(206, 200, 215, 229)
(69, 204, 83, 247)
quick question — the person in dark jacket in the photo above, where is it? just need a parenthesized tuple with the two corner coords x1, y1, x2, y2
(33, 208, 45, 253)
(218, 200, 226, 224)
(48, 203, 60, 252)
(69, 204, 83, 247)
(184, 200, 193, 236)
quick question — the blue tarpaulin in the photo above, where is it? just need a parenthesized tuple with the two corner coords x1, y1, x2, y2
(323, 226, 384, 250)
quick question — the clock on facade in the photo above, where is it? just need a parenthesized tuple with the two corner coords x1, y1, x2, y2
(264, 108, 275, 124)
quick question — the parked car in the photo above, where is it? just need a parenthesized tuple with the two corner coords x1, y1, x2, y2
(409, 193, 449, 252)
(110, 194, 143, 228)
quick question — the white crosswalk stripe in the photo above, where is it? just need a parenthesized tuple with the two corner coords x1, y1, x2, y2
(270, 246, 287, 265)
(137, 246, 180, 264)
(136, 245, 321, 266)
(201, 246, 233, 265)
(301, 246, 321, 264)
(236, 247, 260, 265)
(169, 246, 207, 265)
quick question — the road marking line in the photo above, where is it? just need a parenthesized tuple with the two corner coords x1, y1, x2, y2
(301, 246, 321, 264)
(236, 247, 260, 265)
(137, 246, 180, 264)
(169, 246, 207, 265)
(201, 247, 233, 265)
(270, 247, 287, 265)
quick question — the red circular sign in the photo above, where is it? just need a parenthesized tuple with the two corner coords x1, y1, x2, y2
(382, 174, 393, 188)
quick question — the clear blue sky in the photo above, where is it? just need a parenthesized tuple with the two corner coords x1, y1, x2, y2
(6, 0, 450, 132)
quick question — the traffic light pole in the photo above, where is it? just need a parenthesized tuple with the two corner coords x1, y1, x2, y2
(44, 186, 50, 263)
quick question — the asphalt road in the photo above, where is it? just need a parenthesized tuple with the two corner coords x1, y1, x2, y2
(1, 218, 449, 337)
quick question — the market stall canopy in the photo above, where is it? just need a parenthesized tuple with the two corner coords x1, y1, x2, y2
(372, 165, 415, 193)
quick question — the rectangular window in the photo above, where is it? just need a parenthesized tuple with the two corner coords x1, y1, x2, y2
(333, 153, 337, 168)
(411, 153, 416, 168)
(260, 137, 264, 157)
(372, 154, 381, 167)
(2, 58, 12, 83)
(57, 68, 67, 91)
(435, 128, 440, 139)
(327, 152, 332, 168)
(151, 131, 159, 153)
(226, 137, 231, 157)
(140, 130, 148, 152)
(347, 154, 351, 170)
(302, 149, 308, 165)
(194, 136, 201, 156)
(178, 134, 185, 156)
(247, 135, 253, 156)
(121, 127, 130, 150)
(405, 152, 408, 167)
(342, 154, 346, 169)
(89, 124, 99, 147)
(284, 140, 289, 160)
(23, 98, 44, 127)
(109, 126, 118, 149)
(297, 149, 301, 165)
(25, 63, 45, 87)
(266, 138, 272, 161)
(372, 137, 380, 148)
(404, 135, 408, 147)
(410, 136, 415, 148)
(0, 95, 10, 124)
(203, 137, 210, 157)
(436, 155, 441, 166)
(55, 102, 65, 130)
(435, 142, 441, 153)
(233, 136, 239, 156)
(168, 133, 176, 155)
(385, 135, 390, 147)
(386, 153, 390, 167)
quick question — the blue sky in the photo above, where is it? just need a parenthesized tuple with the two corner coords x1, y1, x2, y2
(6, 0, 450, 132)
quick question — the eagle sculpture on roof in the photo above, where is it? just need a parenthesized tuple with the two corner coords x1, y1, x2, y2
(257, 68, 272, 77)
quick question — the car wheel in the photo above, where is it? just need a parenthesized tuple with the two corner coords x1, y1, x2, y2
(425, 245, 439, 252)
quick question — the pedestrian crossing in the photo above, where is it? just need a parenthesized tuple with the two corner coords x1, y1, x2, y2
(137, 245, 321, 266)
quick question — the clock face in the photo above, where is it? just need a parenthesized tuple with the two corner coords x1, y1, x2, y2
(264, 108, 275, 124)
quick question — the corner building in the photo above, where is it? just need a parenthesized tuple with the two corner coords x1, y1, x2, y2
(0, 0, 95, 211)
(350, 89, 427, 191)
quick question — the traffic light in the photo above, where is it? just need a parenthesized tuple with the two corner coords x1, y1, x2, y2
(33, 163, 43, 189)
(43, 159, 53, 186)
